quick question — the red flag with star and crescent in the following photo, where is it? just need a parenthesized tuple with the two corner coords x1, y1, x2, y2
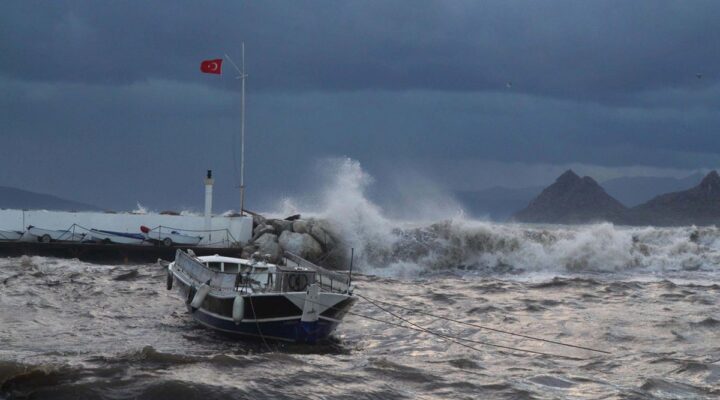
(200, 59, 223, 74)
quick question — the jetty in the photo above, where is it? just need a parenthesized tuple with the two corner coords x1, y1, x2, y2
(0, 171, 254, 263)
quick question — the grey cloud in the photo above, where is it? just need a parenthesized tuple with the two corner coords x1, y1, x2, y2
(2, 1, 720, 104)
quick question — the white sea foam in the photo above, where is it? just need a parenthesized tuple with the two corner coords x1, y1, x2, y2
(2, 255, 113, 275)
(266, 158, 720, 278)
(132, 202, 149, 214)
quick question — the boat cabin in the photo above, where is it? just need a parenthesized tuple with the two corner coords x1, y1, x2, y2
(196, 254, 276, 290)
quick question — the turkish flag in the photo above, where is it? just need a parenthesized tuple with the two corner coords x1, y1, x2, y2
(200, 59, 223, 74)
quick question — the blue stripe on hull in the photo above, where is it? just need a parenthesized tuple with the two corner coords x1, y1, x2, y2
(189, 307, 340, 344)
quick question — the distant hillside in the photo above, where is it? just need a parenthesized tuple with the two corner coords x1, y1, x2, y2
(456, 186, 542, 220)
(512, 170, 627, 224)
(0, 186, 101, 211)
(455, 173, 704, 221)
(510, 170, 720, 226)
(602, 173, 703, 207)
(627, 171, 720, 226)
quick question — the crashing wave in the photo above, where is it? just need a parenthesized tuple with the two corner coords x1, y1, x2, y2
(263, 158, 720, 277)
(353, 220, 720, 276)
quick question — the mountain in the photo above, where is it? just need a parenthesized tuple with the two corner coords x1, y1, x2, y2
(512, 170, 627, 224)
(455, 186, 543, 220)
(627, 171, 720, 226)
(601, 173, 704, 207)
(456, 173, 704, 220)
(0, 186, 101, 211)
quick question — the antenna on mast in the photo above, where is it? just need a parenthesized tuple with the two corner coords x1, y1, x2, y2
(224, 43, 247, 216)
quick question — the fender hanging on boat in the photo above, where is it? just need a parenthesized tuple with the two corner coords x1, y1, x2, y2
(232, 295, 244, 324)
(166, 268, 174, 290)
(190, 282, 211, 309)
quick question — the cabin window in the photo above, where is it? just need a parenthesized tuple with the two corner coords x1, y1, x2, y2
(223, 263, 239, 273)
(205, 262, 222, 271)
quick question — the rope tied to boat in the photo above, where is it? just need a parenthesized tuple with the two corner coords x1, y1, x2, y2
(356, 294, 589, 360)
(355, 294, 610, 355)
(301, 295, 606, 360)
(246, 294, 272, 352)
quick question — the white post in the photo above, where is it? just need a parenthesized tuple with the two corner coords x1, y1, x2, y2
(204, 170, 214, 241)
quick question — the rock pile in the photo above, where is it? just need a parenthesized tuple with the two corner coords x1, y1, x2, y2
(243, 214, 347, 268)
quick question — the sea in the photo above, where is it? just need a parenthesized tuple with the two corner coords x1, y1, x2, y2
(1, 160, 719, 399)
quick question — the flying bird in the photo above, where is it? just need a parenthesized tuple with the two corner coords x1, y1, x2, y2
(506, 81, 513, 89)
(696, 73, 703, 79)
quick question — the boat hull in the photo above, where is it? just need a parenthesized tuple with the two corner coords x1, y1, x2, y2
(27, 227, 84, 242)
(87, 229, 147, 245)
(188, 305, 341, 343)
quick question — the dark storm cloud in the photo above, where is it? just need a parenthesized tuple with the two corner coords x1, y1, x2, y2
(1, 77, 719, 211)
(1, 1, 719, 211)
(2, 1, 720, 103)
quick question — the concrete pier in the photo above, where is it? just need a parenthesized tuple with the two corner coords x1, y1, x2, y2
(0, 241, 244, 264)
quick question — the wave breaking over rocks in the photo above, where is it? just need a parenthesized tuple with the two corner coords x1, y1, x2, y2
(256, 158, 720, 278)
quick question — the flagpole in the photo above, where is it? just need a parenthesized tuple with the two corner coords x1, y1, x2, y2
(239, 42, 246, 216)
(222, 46, 247, 216)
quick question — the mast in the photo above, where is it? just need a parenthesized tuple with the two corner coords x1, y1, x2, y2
(239, 43, 246, 216)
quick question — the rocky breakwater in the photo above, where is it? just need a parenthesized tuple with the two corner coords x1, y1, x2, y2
(242, 214, 348, 268)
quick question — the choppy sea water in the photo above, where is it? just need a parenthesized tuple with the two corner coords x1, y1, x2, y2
(1, 246, 719, 399)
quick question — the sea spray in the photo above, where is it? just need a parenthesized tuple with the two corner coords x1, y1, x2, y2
(263, 158, 720, 277)
(132, 202, 149, 214)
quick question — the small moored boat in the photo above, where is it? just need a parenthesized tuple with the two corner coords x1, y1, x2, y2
(86, 229, 147, 245)
(166, 49, 355, 344)
(141, 226, 202, 247)
(167, 250, 356, 343)
(27, 226, 85, 243)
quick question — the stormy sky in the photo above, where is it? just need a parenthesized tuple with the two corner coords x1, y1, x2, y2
(1, 1, 719, 212)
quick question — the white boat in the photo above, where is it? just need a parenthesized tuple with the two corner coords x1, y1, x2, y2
(167, 250, 356, 343)
(140, 225, 202, 247)
(85, 229, 148, 245)
(0, 230, 22, 241)
(26, 226, 85, 243)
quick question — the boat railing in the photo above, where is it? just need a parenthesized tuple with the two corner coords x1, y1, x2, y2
(283, 251, 352, 294)
(174, 250, 239, 292)
(174, 250, 352, 294)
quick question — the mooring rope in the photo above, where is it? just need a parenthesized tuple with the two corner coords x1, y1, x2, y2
(301, 296, 584, 359)
(357, 294, 584, 359)
(247, 295, 272, 352)
(355, 294, 611, 354)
